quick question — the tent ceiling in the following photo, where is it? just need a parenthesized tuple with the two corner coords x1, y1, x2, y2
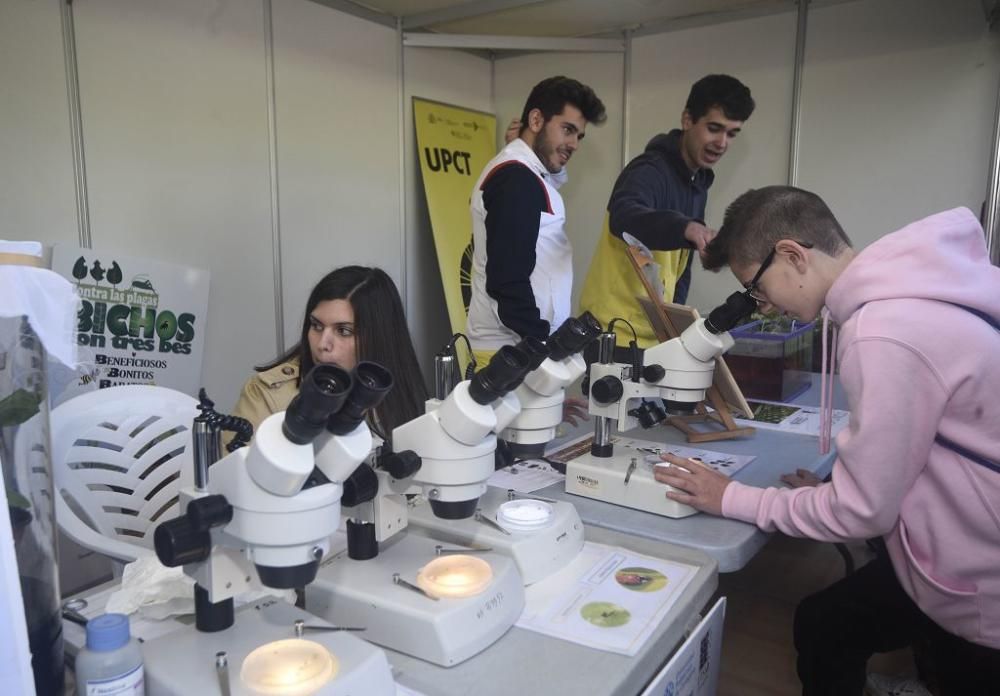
(332, 0, 797, 37)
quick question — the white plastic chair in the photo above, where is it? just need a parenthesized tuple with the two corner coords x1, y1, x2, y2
(49, 385, 199, 564)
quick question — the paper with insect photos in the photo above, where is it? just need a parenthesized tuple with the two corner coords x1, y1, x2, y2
(735, 399, 850, 438)
(516, 541, 699, 656)
(547, 433, 755, 478)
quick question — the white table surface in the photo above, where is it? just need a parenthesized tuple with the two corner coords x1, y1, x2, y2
(540, 374, 847, 572)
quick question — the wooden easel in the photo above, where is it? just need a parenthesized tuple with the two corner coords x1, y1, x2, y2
(625, 245, 755, 443)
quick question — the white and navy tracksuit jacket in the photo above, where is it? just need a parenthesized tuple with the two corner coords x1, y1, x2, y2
(466, 138, 572, 352)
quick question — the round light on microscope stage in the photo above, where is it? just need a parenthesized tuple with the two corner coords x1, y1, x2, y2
(416, 555, 493, 599)
(240, 638, 337, 695)
(496, 499, 554, 533)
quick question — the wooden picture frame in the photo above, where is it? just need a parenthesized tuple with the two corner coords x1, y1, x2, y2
(627, 246, 755, 443)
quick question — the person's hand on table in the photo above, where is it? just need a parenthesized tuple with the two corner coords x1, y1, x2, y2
(780, 468, 824, 488)
(562, 396, 589, 427)
(653, 452, 732, 516)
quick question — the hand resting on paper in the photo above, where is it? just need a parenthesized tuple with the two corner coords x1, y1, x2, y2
(653, 453, 732, 516)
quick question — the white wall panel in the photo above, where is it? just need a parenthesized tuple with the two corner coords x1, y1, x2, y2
(273, 0, 402, 354)
(403, 47, 492, 377)
(631, 12, 797, 313)
(799, 0, 999, 251)
(0, 0, 78, 247)
(494, 53, 625, 314)
(71, 0, 275, 410)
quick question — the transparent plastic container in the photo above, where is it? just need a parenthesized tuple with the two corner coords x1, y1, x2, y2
(724, 319, 815, 402)
(1, 314, 64, 695)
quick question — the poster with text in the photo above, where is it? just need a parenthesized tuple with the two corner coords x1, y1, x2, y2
(413, 97, 497, 336)
(51, 245, 209, 397)
(640, 597, 726, 696)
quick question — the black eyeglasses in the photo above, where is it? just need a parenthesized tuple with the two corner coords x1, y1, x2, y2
(743, 241, 813, 305)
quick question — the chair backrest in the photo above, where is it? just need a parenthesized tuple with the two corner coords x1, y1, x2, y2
(49, 385, 199, 563)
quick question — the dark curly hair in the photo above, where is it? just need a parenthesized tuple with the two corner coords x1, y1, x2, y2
(519, 75, 607, 132)
(685, 74, 755, 123)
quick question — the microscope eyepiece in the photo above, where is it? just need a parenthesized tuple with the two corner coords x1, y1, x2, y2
(706, 291, 757, 334)
(282, 364, 353, 444)
(515, 336, 550, 371)
(501, 336, 550, 391)
(547, 312, 603, 361)
(468, 344, 531, 405)
(326, 361, 394, 435)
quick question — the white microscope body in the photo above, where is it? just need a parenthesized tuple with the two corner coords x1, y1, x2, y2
(566, 293, 755, 519)
(148, 364, 396, 696)
(308, 346, 532, 667)
(499, 313, 602, 455)
(409, 316, 602, 585)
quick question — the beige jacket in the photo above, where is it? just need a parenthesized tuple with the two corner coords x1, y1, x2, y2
(229, 358, 300, 442)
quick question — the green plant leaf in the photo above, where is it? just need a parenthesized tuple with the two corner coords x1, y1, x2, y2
(0, 388, 42, 427)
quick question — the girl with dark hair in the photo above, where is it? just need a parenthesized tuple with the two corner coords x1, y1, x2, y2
(231, 265, 427, 441)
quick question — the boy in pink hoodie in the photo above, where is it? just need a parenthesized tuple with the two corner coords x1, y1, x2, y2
(654, 186, 1000, 695)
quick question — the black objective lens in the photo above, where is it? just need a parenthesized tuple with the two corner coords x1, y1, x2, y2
(327, 361, 394, 435)
(663, 399, 697, 416)
(428, 498, 479, 520)
(468, 345, 531, 405)
(255, 561, 320, 589)
(628, 399, 667, 429)
(548, 312, 603, 361)
(283, 364, 352, 444)
(706, 291, 756, 334)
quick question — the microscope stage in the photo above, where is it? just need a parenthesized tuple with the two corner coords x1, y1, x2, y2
(308, 532, 524, 667)
(566, 451, 698, 519)
(407, 486, 585, 585)
(142, 599, 395, 696)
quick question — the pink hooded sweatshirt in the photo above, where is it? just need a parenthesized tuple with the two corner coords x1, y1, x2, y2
(722, 207, 1000, 648)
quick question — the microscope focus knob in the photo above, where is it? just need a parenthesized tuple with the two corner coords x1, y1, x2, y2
(642, 364, 666, 383)
(155, 517, 210, 567)
(153, 495, 232, 568)
(591, 376, 624, 405)
(188, 494, 234, 532)
(382, 449, 422, 480)
(341, 464, 379, 507)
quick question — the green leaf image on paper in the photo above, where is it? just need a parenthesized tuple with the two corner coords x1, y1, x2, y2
(615, 567, 668, 592)
(580, 602, 631, 628)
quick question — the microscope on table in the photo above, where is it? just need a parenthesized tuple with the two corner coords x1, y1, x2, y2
(307, 346, 537, 667)
(148, 363, 396, 696)
(408, 313, 602, 585)
(565, 291, 757, 518)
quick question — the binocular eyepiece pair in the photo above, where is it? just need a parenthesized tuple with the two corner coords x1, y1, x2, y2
(468, 312, 603, 406)
(282, 361, 394, 445)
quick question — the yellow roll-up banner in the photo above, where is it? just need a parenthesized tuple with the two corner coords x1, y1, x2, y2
(413, 97, 497, 336)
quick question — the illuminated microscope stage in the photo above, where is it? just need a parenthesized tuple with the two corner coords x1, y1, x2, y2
(308, 532, 525, 667)
(407, 486, 585, 585)
(565, 448, 698, 519)
(142, 599, 395, 696)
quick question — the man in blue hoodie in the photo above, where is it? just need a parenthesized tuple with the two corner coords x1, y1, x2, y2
(580, 74, 754, 362)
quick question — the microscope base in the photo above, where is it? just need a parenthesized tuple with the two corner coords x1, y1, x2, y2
(308, 532, 525, 667)
(142, 599, 395, 696)
(407, 486, 585, 586)
(565, 452, 699, 519)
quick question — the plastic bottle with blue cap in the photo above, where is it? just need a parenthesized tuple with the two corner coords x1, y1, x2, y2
(75, 613, 145, 696)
